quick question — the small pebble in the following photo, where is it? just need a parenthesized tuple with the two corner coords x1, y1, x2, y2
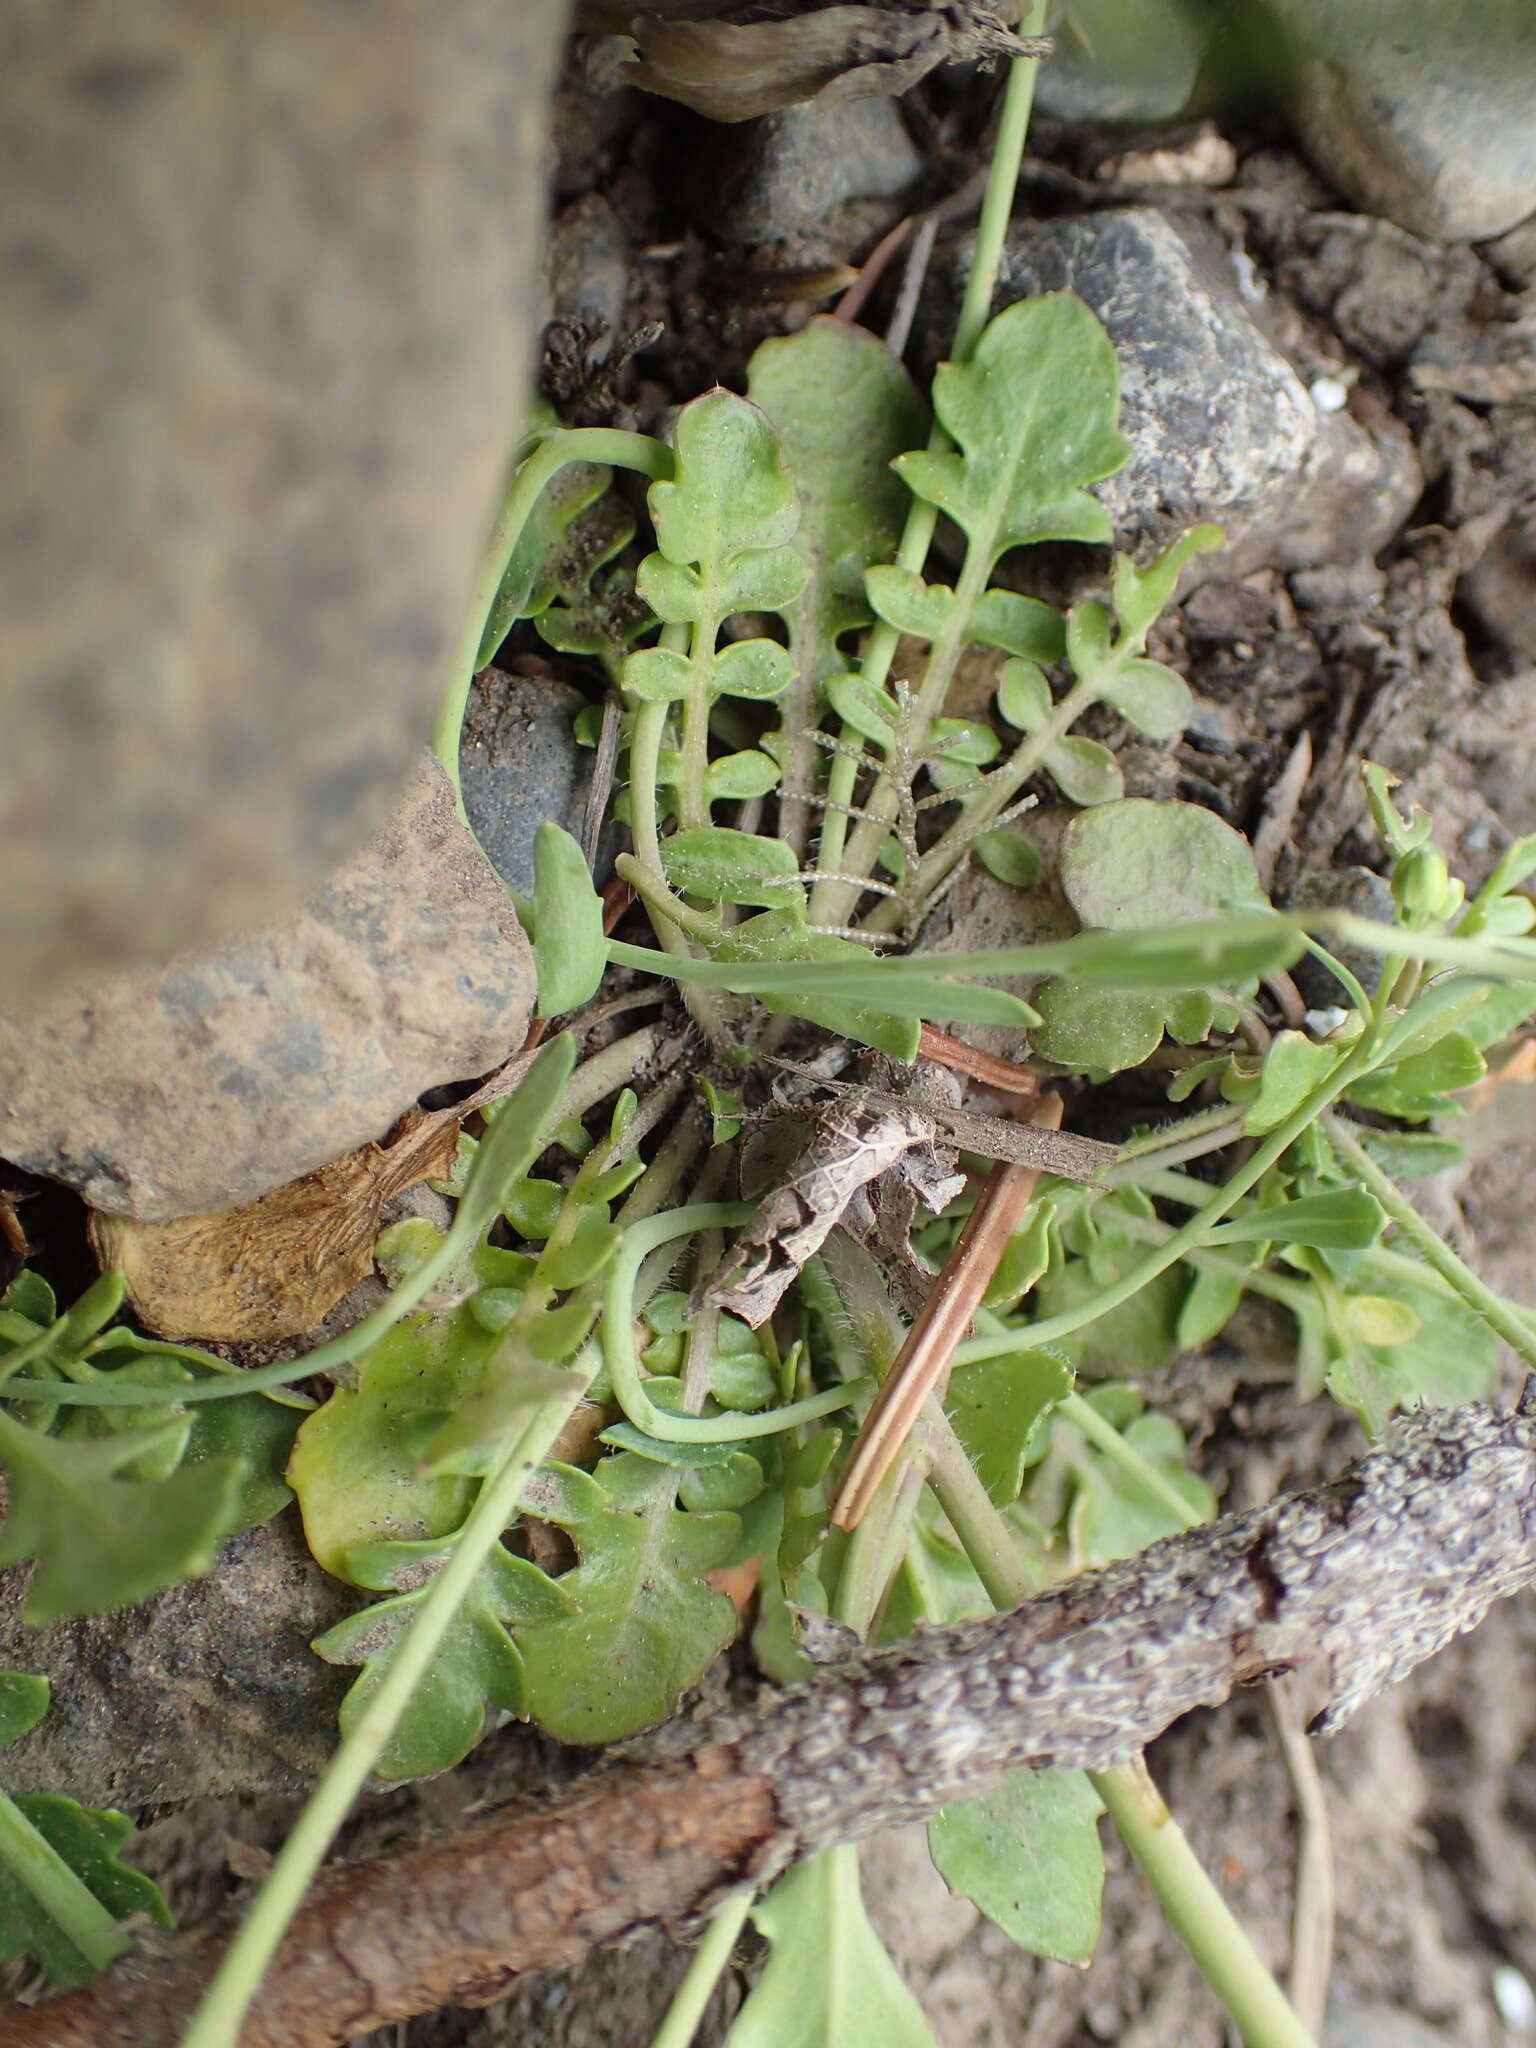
(1493, 1963, 1536, 2031)
(1230, 246, 1267, 303)
(1311, 375, 1351, 412)
(1306, 1007, 1353, 1038)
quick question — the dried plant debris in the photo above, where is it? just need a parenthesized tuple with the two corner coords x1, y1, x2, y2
(88, 1054, 535, 1343)
(21, 1399, 1536, 2048)
(705, 1057, 1113, 1325)
(576, 1, 1047, 124)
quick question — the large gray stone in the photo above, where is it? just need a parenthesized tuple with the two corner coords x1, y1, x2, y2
(973, 208, 1420, 575)
(1035, 0, 1211, 126)
(460, 669, 598, 896)
(1257, 0, 1536, 241)
(0, 756, 535, 1221)
(544, 191, 630, 346)
(0, 0, 567, 1005)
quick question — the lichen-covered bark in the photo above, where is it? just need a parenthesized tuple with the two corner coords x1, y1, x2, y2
(15, 1399, 1536, 2048)
(741, 1398, 1536, 1869)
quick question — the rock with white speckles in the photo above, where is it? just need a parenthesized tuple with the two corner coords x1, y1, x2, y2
(956, 209, 1420, 576)
(0, 756, 534, 1221)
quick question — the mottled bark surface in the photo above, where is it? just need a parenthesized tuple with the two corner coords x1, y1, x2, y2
(13, 1400, 1535, 2048)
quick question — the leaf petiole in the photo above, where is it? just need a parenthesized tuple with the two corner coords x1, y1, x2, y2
(602, 1204, 872, 1444)
(0, 1791, 127, 1976)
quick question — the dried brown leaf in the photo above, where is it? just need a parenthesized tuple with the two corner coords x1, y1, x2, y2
(88, 1053, 535, 1342)
(583, 2, 1043, 124)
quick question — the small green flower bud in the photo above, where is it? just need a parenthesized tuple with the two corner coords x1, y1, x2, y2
(1392, 846, 1451, 920)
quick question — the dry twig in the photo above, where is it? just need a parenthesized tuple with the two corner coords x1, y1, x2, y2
(831, 1091, 1061, 1529)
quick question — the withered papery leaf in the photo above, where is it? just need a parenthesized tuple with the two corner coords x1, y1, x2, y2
(583, 2, 1046, 125)
(707, 1091, 951, 1327)
(706, 1057, 1111, 1327)
(89, 1052, 535, 1342)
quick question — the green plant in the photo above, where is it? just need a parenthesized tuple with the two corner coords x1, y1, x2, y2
(0, 1669, 172, 1988)
(11, 25, 1536, 2048)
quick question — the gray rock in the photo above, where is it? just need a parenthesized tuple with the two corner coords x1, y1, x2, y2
(1036, 0, 1211, 125)
(697, 97, 921, 245)
(0, 1, 565, 1006)
(460, 668, 601, 897)
(544, 191, 630, 349)
(0, 756, 534, 1221)
(1257, 0, 1536, 241)
(0, 1512, 355, 1805)
(1323, 1994, 1457, 2048)
(973, 208, 1420, 575)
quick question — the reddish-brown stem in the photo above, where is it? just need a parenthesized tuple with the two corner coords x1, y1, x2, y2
(916, 1024, 1040, 1096)
(829, 1093, 1062, 1530)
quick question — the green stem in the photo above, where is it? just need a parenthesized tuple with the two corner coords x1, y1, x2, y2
(649, 1893, 753, 2048)
(1322, 1113, 1536, 1371)
(951, 9, 1046, 358)
(807, 23, 1044, 927)
(679, 616, 716, 834)
(179, 1368, 595, 2048)
(1092, 1760, 1317, 2048)
(432, 428, 672, 819)
(1104, 1112, 1257, 1182)
(602, 1204, 871, 1443)
(1057, 1391, 1205, 1529)
(923, 1406, 1036, 1607)
(617, 853, 722, 949)
(1129, 1166, 1477, 1313)
(628, 692, 675, 880)
(837, 1450, 930, 1639)
(0, 1790, 127, 1973)
(622, 662, 736, 1050)
(926, 1431, 1315, 2048)
(956, 1047, 1374, 1367)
